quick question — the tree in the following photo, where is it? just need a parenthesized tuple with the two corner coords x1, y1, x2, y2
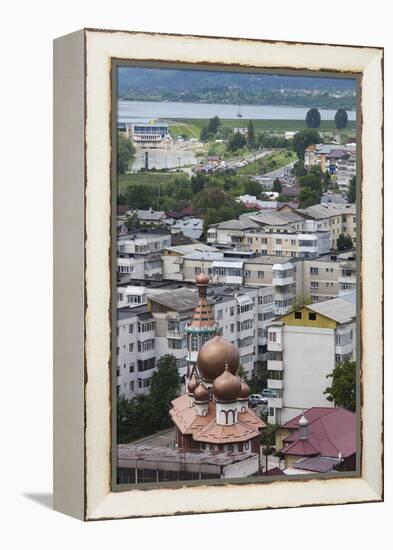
(337, 233, 353, 251)
(305, 108, 321, 129)
(149, 354, 181, 429)
(324, 360, 356, 411)
(347, 175, 356, 203)
(323, 170, 332, 191)
(117, 134, 135, 174)
(207, 115, 220, 134)
(247, 120, 256, 149)
(292, 159, 307, 178)
(292, 129, 321, 160)
(125, 183, 157, 209)
(299, 187, 320, 208)
(200, 126, 210, 142)
(334, 109, 348, 130)
(291, 293, 312, 310)
(298, 172, 323, 196)
(228, 132, 247, 152)
(125, 211, 139, 233)
(243, 179, 262, 197)
(272, 178, 282, 193)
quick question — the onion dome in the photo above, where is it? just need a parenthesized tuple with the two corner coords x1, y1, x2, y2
(197, 335, 240, 382)
(213, 364, 242, 402)
(194, 382, 209, 403)
(187, 373, 199, 395)
(196, 272, 209, 286)
(239, 379, 251, 399)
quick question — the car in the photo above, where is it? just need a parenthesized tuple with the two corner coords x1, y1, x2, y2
(248, 394, 268, 407)
(260, 388, 278, 398)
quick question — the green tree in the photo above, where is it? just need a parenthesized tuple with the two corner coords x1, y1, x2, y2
(149, 354, 181, 429)
(299, 187, 320, 208)
(247, 120, 256, 148)
(292, 129, 321, 160)
(334, 109, 348, 130)
(298, 172, 323, 195)
(305, 107, 321, 129)
(192, 186, 236, 216)
(228, 132, 247, 152)
(290, 294, 312, 310)
(203, 205, 237, 235)
(324, 360, 356, 411)
(323, 170, 332, 191)
(200, 126, 210, 142)
(125, 211, 139, 233)
(125, 184, 157, 209)
(347, 175, 356, 203)
(207, 115, 220, 134)
(272, 179, 282, 193)
(117, 134, 135, 174)
(292, 159, 307, 178)
(337, 233, 353, 251)
(243, 179, 262, 197)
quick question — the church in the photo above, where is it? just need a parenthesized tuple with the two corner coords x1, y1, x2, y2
(170, 273, 265, 468)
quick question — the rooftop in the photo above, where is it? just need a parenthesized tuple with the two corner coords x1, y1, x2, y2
(148, 288, 199, 311)
(307, 295, 356, 324)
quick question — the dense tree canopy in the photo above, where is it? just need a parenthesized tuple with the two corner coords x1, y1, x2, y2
(117, 354, 181, 443)
(334, 108, 349, 130)
(337, 233, 353, 251)
(305, 108, 321, 129)
(247, 120, 256, 149)
(292, 129, 321, 160)
(324, 360, 356, 412)
(347, 175, 356, 203)
(298, 187, 320, 208)
(117, 134, 135, 174)
(227, 132, 247, 152)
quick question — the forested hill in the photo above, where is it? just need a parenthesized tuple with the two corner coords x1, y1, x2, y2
(118, 67, 356, 109)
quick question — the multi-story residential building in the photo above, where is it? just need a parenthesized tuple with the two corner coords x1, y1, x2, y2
(304, 143, 356, 174)
(299, 250, 357, 302)
(116, 278, 277, 398)
(265, 293, 356, 425)
(116, 305, 156, 398)
(207, 205, 354, 253)
(117, 231, 171, 280)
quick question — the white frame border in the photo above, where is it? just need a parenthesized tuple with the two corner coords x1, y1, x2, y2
(84, 30, 383, 520)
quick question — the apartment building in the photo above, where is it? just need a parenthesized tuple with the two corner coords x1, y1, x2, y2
(299, 251, 357, 302)
(116, 280, 276, 399)
(117, 231, 171, 280)
(304, 143, 356, 174)
(207, 204, 355, 253)
(265, 293, 356, 425)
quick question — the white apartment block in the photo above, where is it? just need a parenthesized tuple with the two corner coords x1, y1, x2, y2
(265, 293, 356, 425)
(116, 284, 276, 399)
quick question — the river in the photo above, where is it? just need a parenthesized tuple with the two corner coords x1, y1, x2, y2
(118, 100, 356, 122)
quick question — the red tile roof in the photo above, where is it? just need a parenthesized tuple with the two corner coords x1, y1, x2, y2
(170, 394, 265, 444)
(281, 407, 356, 459)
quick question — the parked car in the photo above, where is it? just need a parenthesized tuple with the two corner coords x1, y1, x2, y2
(261, 388, 278, 398)
(248, 394, 268, 407)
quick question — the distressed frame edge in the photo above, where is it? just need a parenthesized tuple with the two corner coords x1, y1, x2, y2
(53, 29, 86, 520)
(80, 30, 383, 521)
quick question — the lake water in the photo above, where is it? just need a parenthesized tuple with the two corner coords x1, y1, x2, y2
(118, 100, 356, 122)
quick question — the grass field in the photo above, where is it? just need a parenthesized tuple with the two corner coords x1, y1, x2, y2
(170, 118, 356, 134)
(237, 149, 297, 175)
(118, 171, 187, 195)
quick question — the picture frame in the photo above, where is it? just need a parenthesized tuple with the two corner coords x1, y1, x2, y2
(53, 28, 383, 521)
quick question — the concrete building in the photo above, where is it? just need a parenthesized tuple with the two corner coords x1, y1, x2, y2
(117, 231, 171, 280)
(128, 119, 171, 145)
(170, 217, 203, 240)
(266, 293, 356, 424)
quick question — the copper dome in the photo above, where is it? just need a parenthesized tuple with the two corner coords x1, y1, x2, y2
(196, 272, 209, 285)
(194, 382, 209, 402)
(187, 372, 199, 394)
(197, 335, 240, 382)
(239, 379, 251, 399)
(213, 365, 242, 402)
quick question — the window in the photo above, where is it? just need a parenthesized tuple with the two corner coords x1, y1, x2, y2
(117, 293, 123, 302)
(310, 267, 319, 275)
(137, 358, 156, 372)
(269, 332, 277, 342)
(294, 311, 302, 319)
(276, 238, 282, 244)
(230, 306, 234, 316)
(129, 324, 134, 333)
(308, 312, 317, 321)
(116, 367, 120, 377)
(129, 381, 134, 391)
(257, 271, 264, 278)
(129, 343, 134, 352)
(276, 250, 283, 256)
(261, 238, 267, 244)
(217, 309, 223, 320)
(129, 364, 134, 373)
(291, 239, 296, 246)
(311, 281, 319, 288)
(245, 270, 251, 277)
(230, 324, 234, 333)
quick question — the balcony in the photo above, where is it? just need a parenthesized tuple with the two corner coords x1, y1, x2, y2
(272, 275, 294, 286)
(339, 276, 356, 285)
(268, 359, 283, 371)
(267, 341, 283, 352)
(267, 396, 283, 409)
(268, 379, 283, 390)
(167, 329, 187, 339)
